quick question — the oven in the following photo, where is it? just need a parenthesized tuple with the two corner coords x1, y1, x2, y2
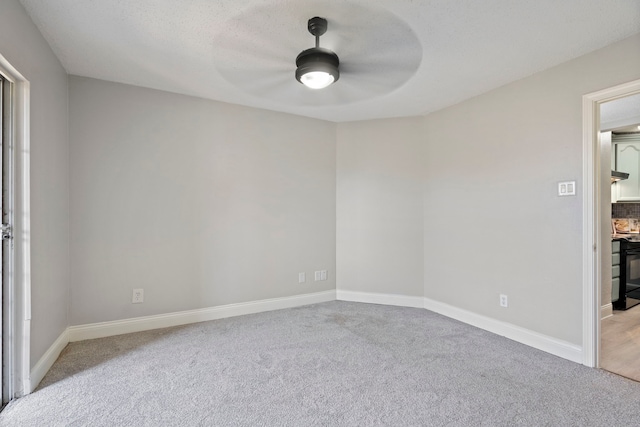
(615, 239, 640, 310)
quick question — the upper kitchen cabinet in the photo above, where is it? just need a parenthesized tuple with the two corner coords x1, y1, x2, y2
(613, 134, 640, 202)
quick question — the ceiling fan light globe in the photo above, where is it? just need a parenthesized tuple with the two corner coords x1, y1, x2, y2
(300, 71, 335, 89)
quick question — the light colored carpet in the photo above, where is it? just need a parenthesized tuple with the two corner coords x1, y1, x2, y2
(1, 301, 640, 426)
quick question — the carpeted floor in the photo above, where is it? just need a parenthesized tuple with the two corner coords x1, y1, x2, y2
(1, 301, 640, 426)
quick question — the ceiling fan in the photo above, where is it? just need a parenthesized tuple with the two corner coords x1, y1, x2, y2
(210, 4, 422, 106)
(295, 17, 340, 90)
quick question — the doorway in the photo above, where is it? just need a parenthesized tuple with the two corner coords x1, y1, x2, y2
(599, 93, 640, 380)
(0, 54, 31, 404)
(0, 73, 4, 406)
(583, 78, 640, 370)
(0, 71, 15, 407)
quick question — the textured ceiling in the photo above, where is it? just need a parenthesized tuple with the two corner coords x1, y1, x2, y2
(19, 0, 640, 122)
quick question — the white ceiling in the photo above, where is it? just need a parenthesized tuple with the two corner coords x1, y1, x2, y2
(601, 93, 640, 131)
(19, 0, 640, 123)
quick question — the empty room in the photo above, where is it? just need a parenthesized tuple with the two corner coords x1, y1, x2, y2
(1, 0, 640, 425)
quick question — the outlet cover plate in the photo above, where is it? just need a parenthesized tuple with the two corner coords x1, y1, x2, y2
(499, 294, 508, 307)
(132, 288, 144, 304)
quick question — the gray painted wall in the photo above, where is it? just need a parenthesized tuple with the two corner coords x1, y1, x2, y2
(336, 117, 425, 297)
(72, 33, 640, 344)
(69, 77, 336, 325)
(0, 0, 70, 368)
(423, 34, 640, 345)
(336, 34, 640, 346)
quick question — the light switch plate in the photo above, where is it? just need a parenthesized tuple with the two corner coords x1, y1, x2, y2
(558, 181, 576, 196)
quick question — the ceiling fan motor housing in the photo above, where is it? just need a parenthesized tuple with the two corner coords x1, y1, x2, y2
(295, 47, 340, 84)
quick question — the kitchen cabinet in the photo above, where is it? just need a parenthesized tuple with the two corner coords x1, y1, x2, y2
(614, 140, 640, 202)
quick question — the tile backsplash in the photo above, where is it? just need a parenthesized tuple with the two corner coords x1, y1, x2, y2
(612, 203, 640, 218)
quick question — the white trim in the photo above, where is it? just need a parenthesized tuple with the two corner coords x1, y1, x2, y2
(582, 90, 598, 368)
(582, 90, 602, 367)
(423, 297, 583, 363)
(583, 79, 640, 369)
(339, 290, 583, 363)
(600, 303, 613, 320)
(29, 291, 335, 390)
(29, 329, 69, 392)
(0, 53, 31, 398)
(33, 290, 595, 390)
(336, 290, 425, 308)
(68, 291, 336, 342)
(16, 71, 30, 397)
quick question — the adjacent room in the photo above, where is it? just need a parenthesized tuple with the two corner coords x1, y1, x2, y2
(0, 0, 639, 424)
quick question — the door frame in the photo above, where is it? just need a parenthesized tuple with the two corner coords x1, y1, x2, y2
(0, 53, 31, 399)
(583, 78, 640, 368)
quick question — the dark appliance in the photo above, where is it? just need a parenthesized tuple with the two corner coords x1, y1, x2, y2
(615, 238, 640, 310)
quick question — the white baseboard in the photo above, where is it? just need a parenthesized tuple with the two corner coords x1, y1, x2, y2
(423, 297, 583, 363)
(32, 289, 585, 394)
(601, 303, 613, 320)
(68, 290, 336, 342)
(30, 291, 334, 392)
(337, 291, 582, 363)
(29, 328, 70, 393)
(336, 289, 424, 308)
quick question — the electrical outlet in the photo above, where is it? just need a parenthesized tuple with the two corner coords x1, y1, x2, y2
(315, 270, 328, 281)
(499, 294, 508, 308)
(132, 288, 144, 304)
(298, 272, 306, 284)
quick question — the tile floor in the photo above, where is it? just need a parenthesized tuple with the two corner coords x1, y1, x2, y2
(601, 304, 640, 382)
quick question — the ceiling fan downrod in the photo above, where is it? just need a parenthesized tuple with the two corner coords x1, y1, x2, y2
(307, 16, 327, 48)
